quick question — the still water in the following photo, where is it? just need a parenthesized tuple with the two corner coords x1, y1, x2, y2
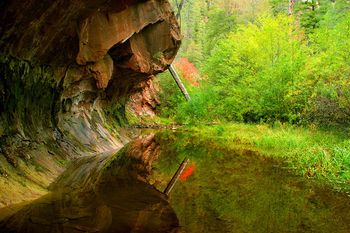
(0, 131, 349, 232)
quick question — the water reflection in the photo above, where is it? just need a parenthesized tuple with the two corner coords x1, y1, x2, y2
(0, 134, 179, 233)
(152, 131, 350, 233)
(1, 131, 350, 233)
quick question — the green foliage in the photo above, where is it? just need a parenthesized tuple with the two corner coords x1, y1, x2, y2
(304, 12, 350, 125)
(156, 71, 187, 119)
(269, 0, 346, 35)
(177, 0, 208, 66)
(174, 86, 218, 123)
(269, 0, 288, 14)
(176, 0, 239, 68)
(159, 8, 350, 127)
(201, 15, 308, 123)
(204, 8, 237, 58)
(104, 102, 128, 127)
(295, 0, 325, 34)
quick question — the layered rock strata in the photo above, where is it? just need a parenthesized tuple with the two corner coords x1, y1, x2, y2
(0, 0, 181, 206)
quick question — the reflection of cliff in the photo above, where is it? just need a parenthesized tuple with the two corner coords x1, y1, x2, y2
(0, 135, 179, 233)
(0, 0, 181, 206)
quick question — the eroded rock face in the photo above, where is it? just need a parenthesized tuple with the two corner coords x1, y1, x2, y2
(0, 0, 180, 206)
(88, 54, 114, 89)
(128, 76, 161, 117)
(77, 0, 173, 64)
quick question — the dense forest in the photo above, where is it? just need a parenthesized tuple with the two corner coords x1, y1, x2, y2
(159, 0, 350, 127)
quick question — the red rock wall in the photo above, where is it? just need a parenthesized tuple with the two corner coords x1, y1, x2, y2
(0, 0, 181, 206)
(128, 76, 161, 117)
(0, 0, 180, 149)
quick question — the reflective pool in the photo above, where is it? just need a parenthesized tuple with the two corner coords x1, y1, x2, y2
(1, 131, 349, 233)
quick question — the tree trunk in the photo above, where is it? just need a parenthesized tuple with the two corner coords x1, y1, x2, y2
(175, 0, 186, 22)
(169, 65, 191, 101)
(288, 0, 296, 15)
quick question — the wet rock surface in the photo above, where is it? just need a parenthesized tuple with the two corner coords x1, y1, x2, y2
(0, 135, 179, 233)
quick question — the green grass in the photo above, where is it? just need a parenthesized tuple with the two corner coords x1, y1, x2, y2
(180, 123, 350, 190)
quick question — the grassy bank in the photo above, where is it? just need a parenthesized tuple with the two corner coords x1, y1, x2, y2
(181, 123, 350, 191)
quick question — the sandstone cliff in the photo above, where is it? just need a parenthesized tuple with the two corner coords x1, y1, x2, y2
(0, 0, 181, 206)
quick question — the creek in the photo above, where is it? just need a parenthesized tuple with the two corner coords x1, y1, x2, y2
(0, 130, 349, 233)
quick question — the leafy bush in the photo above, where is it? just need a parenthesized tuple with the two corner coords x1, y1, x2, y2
(203, 15, 309, 123)
(156, 71, 186, 119)
(158, 10, 350, 127)
(304, 13, 350, 126)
